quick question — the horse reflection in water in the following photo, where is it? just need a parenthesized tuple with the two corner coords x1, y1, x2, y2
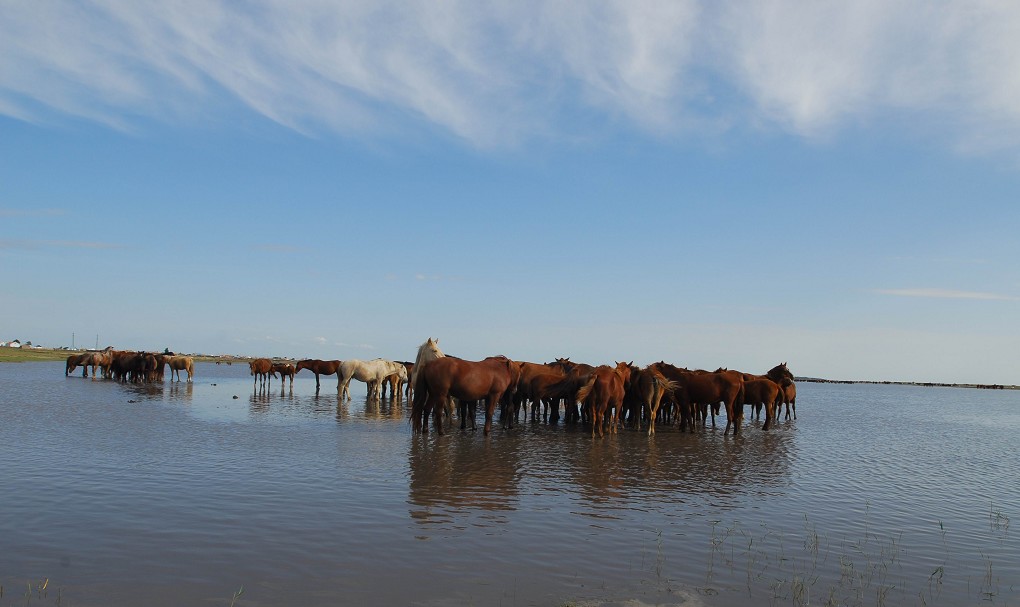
(361, 394, 404, 421)
(565, 425, 796, 509)
(249, 389, 272, 414)
(167, 381, 194, 402)
(407, 434, 522, 529)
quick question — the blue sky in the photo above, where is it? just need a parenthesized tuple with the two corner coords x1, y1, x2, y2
(2, 1, 1019, 384)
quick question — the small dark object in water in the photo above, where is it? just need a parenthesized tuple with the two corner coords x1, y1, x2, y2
(232, 395, 238, 399)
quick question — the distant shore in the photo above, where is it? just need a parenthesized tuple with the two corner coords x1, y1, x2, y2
(796, 377, 1018, 390)
(3, 347, 1015, 390)
(0, 347, 250, 365)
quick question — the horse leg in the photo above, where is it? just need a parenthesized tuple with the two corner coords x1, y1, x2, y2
(436, 392, 452, 435)
(762, 399, 774, 431)
(483, 391, 503, 435)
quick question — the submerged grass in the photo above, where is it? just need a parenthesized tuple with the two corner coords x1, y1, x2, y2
(693, 506, 1013, 607)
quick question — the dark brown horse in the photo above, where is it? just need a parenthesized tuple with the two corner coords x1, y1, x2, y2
(294, 359, 341, 390)
(411, 355, 519, 435)
(766, 362, 795, 384)
(763, 362, 796, 420)
(544, 358, 596, 423)
(512, 361, 565, 422)
(250, 358, 273, 389)
(65, 353, 90, 377)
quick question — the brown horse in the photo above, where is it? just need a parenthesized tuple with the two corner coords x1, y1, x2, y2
(525, 369, 588, 423)
(250, 358, 273, 389)
(294, 359, 341, 390)
(411, 355, 519, 435)
(65, 353, 90, 377)
(623, 363, 676, 436)
(760, 362, 796, 420)
(512, 361, 566, 422)
(575, 362, 631, 437)
(780, 378, 797, 419)
(740, 377, 781, 430)
(272, 362, 296, 387)
(650, 362, 745, 434)
(544, 358, 596, 423)
(766, 362, 795, 383)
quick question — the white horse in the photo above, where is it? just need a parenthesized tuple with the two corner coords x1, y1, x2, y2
(338, 358, 406, 400)
(411, 338, 456, 427)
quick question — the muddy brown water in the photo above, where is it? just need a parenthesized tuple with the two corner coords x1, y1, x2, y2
(2, 362, 1017, 606)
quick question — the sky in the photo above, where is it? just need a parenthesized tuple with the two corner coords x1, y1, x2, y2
(2, 1, 1019, 384)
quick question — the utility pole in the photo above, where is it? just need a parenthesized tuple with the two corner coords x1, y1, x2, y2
(72, 332, 75, 349)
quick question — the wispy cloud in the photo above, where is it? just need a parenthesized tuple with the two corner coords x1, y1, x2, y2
(0, 239, 123, 250)
(414, 273, 463, 282)
(2, 2, 1020, 151)
(253, 244, 304, 254)
(876, 288, 1018, 301)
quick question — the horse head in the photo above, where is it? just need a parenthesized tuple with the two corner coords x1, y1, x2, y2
(767, 362, 794, 382)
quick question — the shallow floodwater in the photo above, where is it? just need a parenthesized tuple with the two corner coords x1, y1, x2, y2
(2, 362, 1018, 606)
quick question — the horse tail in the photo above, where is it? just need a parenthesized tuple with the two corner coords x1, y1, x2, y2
(574, 373, 598, 406)
(410, 365, 429, 429)
(651, 374, 674, 406)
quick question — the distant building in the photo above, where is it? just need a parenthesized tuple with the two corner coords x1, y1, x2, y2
(1, 339, 22, 348)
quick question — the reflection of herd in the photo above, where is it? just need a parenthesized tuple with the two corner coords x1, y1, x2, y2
(64, 339, 798, 438)
(64, 347, 194, 382)
(246, 338, 799, 439)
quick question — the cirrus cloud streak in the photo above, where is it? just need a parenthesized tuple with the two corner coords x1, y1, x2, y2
(875, 288, 1018, 301)
(1, 1, 1020, 152)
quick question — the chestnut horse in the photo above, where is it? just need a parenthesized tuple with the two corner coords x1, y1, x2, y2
(272, 362, 296, 387)
(295, 359, 341, 390)
(411, 355, 519, 435)
(780, 377, 797, 419)
(739, 376, 781, 430)
(623, 363, 676, 436)
(650, 362, 745, 434)
(411, 338, 454, 425)
(250, 358, 273, 389)
(575, 362, 632, 437)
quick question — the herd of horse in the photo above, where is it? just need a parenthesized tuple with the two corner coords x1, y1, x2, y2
(64, 347, 195, 383)
(62, 340, 797, 438)
(247, 338, 798, 438)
